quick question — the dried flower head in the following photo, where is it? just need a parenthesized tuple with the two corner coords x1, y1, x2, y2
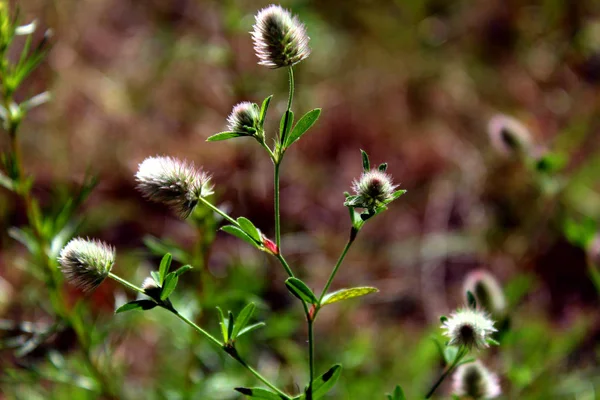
(58, 238, 115, 292)
(348, 169, 397, 210)
(452, 361, 501, 399)
(442, 308, 496, 350)
(464, 270, 506, 318)
(252, 4, 311, 68)
(488, 114, 532, 156)
(227, 102, 261, 136)
(135, 156, 214, 219)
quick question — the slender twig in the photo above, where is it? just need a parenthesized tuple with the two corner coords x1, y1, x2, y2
(425, 346, 468, 399)
(199, 197, 238, 226)
(316, 233, 357, 308)
(306, 319, 315, 400)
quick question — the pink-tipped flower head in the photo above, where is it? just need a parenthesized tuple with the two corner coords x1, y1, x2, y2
(227, 101, 261, 136)
(464, 270, 506, 318)
(136, 156, 214, 219)
(58, 238, 115, 292)
(488, 114, 532, 157)
(252, 4, 311, 69)
(452, 361, 501, 399)
(442, 308, 496, 350)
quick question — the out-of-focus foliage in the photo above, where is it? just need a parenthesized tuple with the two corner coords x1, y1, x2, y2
(1, 0, 599, 399)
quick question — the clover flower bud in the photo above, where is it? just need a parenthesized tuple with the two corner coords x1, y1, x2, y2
(58, 238, 115, 292)
(488, 114, 532, 157)
(227, 102, 261, 137)
(347, 169, 397, 210)
(141, 277, 161, 298)
(136, 156, 214, 219)
(464, 270, 506, 318)
(252, 4, 311, 69)
(442, 308, 496, 350)
(452, 361, 501, 399)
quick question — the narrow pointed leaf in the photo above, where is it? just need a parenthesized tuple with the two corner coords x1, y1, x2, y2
(172, 264, 193, 278)
(321, 287, 379, 306)
(234, 387, 286, 399)
(216, 307, 228, 342)
(279, 110, 294, 144)
(158, 253, 172, 284)
(361, 149, 370, 171)
(259, 95, 273, 126)
(227, 311, 235, 342)
(232, 302, 256, 339)
(150, 271, 161, 285)
(236, 322, 266, 338)
(160, 273, 178, 300)
(115, 300, 157, 313)
(284, 108, 321, 148)
(391, 190, 407, 200)
(237, 217, 262, 242)
(285, 277, 318, 304)
(466, 290, 477, 310)
(207, 131, 245, 142)
(0, 170, 14, 191)
(378, 163, 387, 172)
(307, 364, 342, 399)
(388, 385, 406, 400)
(221, 225, 259, 247)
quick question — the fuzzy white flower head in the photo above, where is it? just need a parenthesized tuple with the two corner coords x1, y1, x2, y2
(58, 238, 115, 292)
(488, 114, 532, 156)
(227, 102, 261, 136)
(464, 270, 506, 318)
(135, 156, 214, 219)
(442, 308, 496, 350)
(350, 169, 397, 209)
(251, 4, 311, 69)
(452, 361, 501, 399)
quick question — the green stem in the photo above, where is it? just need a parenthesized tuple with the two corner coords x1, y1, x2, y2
(199, 197, 238, 226)
(108, 272, 145, 295)
(287, 67, 294, 111)
(306, 319, 315, 400)
(275, 253, 294, 278)
(274, 162, 282, 249)
(317, 233, 357, 307)
(425, 347, 468, 399)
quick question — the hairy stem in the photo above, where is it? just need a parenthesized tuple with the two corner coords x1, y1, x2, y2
(317, 231, 357, 308)
(199, 197, 238, 226)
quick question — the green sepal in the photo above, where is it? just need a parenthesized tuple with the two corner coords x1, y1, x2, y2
(284, 108, 321, 148)
(115, 300, 157, 314)
(158, 253, 172, 285)
(378, 163, 388, 172)
(206, 131, 245, 142)
(466, 290, 477, 310)
(391, 190, 407, 200)
(227, 311, 235, 342)
(320, 287, 379, 306)
(386, 385, 406, 400)
(285, 277, 318, 304)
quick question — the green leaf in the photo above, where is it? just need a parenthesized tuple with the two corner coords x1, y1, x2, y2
(466, 290, 477, 309)
(232, 302, 256, 339)
(0, 170, 14, 191)
(150, 271, 161, 286)
(284, 108, 321, 148)
(172, 264, 193, 278)
(387, 385, 406, 400)
(234, 387, 286, 399)
(227, 311, 235, 342)
(285, 277, 318, 304)
(216, 307, 228, 342)
(308, 364, 342, 399)
(279, 110, 294, 143)
(158, 253, 172, 284)
(221, 225, 259, 248)
(237, 217, 262, 242)
(361, 149, 370, 171)
(444, 346, 458, 364)
(320, 287, 379, 306)
(259, 95, 273, 126)
(206, 131, 245, 142)
(115, 300, 157, 313)
(236, 322, 266, 338)
(160, 273, 179, 300)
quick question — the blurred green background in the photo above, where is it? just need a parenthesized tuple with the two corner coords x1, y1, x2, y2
(1, 0, 600, 399)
